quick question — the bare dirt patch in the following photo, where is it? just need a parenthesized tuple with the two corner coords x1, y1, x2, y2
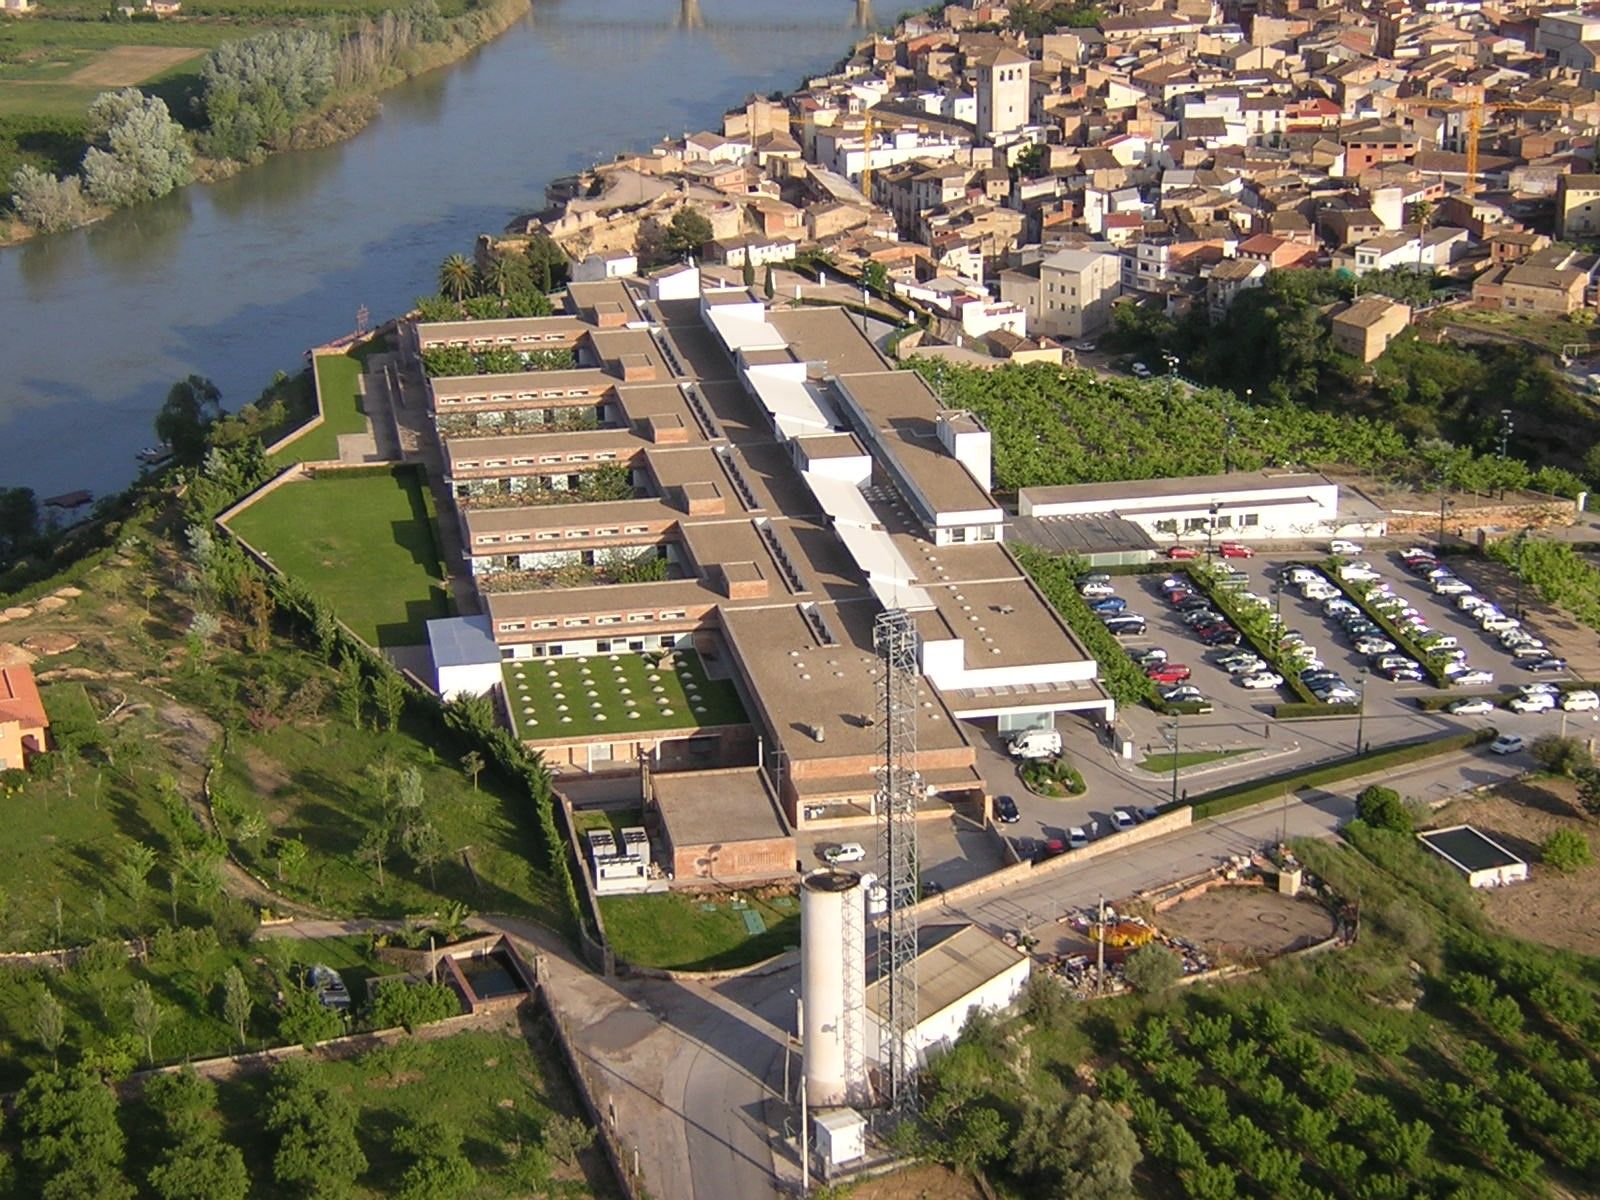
(1433, 780, 1600, 957)
(846, 1164, 987, 1200)
(1157, 885, 1336, 958)
(66, 45, 202, 87)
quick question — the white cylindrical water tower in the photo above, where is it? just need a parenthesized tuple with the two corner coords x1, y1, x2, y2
(801, 868, 866, 1107)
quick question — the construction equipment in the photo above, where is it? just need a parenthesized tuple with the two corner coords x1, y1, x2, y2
(1391, 87, 1572, 195)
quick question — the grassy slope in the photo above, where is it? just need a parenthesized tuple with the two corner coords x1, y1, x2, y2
(599, 890, 799, 972)
(226, 468, 452, 647)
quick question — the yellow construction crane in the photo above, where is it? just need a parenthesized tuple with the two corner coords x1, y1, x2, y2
(1391, 88, 1571, 195)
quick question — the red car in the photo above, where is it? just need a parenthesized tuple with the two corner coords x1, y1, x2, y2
(1218, 542, 1254, 558)
(1146, 663, 1192, 683)
(1165, 546, 1201, 559)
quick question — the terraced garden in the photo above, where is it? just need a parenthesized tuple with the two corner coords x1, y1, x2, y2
(502, 650, 746, 740)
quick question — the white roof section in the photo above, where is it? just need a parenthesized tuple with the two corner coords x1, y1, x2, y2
(802, 471, 878, 530)
(834, 524, 934, 611)
(703, 304, 789, 355)
(426, 615, 500, 668)
(746, 368, 840, 439)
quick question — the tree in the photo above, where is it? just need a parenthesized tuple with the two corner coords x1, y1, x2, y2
(116, 841, 157, 910)
(1013, 1094, 1141, 1199)
(393, 1118, 476, 1200)
(81, 88, 192, 207)
(370, 978, 459, 1031)
(1356, 784, 1412, 834)
(265, 1060, 366, 1197)
(130, 980, 165, 1064)
(741, 255, 755, 288)
(15, 1066, 134, 1200)
(1123, 943, 1183, 993)
(522, 231, 568, 292)
(862, 259, 889, 294)
(278, 984, 344, 1050)
(1576, 766, 1600, 818)
(438, 253, 476, 302)
(221, 966, 253, 1047)
(540, 1113, 595, 1166)
(480, 251, 530, 299)
(358, 822, 392, 890)
(403, 820, 447, 887)
(1408, 199, 1435, 271)
(763, 261, 775, 300)
(34, 988, 66, 1066)
(156, 376, 223, 465)
(235, 575, 274, 654)
(369, 669, 405, 732)
(663, 206, 712, 257)
(460, 750, 484, 792)
(1543, 828, 1592, 873)
(8, 167, 91, 233)
(148, 1139, 248, 1200)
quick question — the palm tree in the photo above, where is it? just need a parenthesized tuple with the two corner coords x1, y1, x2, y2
(438, 254, 475, 302)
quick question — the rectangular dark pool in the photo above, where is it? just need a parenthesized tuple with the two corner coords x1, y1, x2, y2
(453, 950, 525, 999)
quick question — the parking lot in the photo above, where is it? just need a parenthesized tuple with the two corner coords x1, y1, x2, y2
(802, 811, 1008, 892)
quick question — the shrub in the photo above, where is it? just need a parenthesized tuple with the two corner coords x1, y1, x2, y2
(1530, 734, 1592, 778)
(1356, 785, 1412, 834)
(1542, 828, 1592, 874)
(9, 165, 92, 232)
(1124, 944, 1183, 993)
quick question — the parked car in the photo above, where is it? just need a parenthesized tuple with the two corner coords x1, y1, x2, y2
(1112, 809, 1136, 830)
(1008, 729, 1063, 759)
(1033, 837, 1067, 863)
(1161, 685, 1205, 703)
(1433, 578, 1472, 595)
(1452, 670, 1496, 687)
(1480, 613, 1520, 633)
(1131, 361, 1152, 378)
(1420, 634, 1459, 650)
(1218, 542, 1253, 558)
(1240, 671, 1284, 689)
(1510, 692, 1556, 714)
(1562, 690, 1600, 712)
(1165, 545, 1201, 559)
(1080, 582, 1117, 599)
(1317, 686, 1359, 703)
(1489, 734, 1526, 756)
(1354, 637, 1397, 656)
(1458, 594, 1492, 612)
(1067, 826, 1090, 849)
(1446, 698, 1496, 716)
(993, 794, 1020, 823)
(1329, 539, 1363, 555)
(1199, 628, 1242, 647)
(1519, 682, 1561, 696)
(1101, 615, 1146, 635)
(1222, 656, 1267, 675)
(1089, 596, 1128, 614)
(1380, 665, 1426, 683)
(1132, 648, 1169, 667)
(823, 842, 866, 865)
(1283, 566, 1322, 585)
(1077, 572, 1112, 585)
(1074, 340, 1097, 352)
(1146, 663, 1192, 683)
(1518, 656, 1568, 672)
(1136, 806, 1161, 822)
(1512, 645, 1552, 660)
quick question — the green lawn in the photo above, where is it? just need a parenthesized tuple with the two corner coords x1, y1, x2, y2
(503, 650, 746, 740)
(268, 346, 376, 467)
(1135, 748, 1248, 773)
(599, 889, 799, 972)
(226, 466, 452, 647)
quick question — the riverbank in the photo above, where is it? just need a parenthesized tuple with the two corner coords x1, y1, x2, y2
(0, 0, 529, 248)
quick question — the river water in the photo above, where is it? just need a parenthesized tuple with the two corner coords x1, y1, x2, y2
(0, 0, 871, 500)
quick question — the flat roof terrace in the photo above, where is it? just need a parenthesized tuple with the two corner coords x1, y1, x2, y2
(1020, 468, 1336, 508)
(918, 576, 1089, 670)
(463, 497, 683, 539)
(429, 368, 615, 405)
(417, 314, 589, 348)
(445, 429, 658, 473)
(653, 766, 791, 848)
(768, 306, 892, 377)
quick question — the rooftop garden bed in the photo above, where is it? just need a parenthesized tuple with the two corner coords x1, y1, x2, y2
(503, 649, 746, 740)
(422, 345, 576, 378)
(478, 552, 670, 593)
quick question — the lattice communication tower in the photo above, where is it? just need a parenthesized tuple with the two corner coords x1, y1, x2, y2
(874, 608, 920, 1114)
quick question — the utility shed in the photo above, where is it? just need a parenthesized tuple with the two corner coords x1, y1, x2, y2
(427, 615, 502, 701)
(865, 925, 1031, 1066)
(1419, 825, 1528, 888)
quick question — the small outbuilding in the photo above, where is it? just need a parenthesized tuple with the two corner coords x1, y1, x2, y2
(865, 924, 1031, 1066)
(426, 615, 502, 701)
(1418, 824, 1528, 888)
(651, 765, 795, 883)
(811, 1108, 866, 1173)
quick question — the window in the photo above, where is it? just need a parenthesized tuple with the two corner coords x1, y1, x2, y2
(499, 621, 526, 632)
(1154, 518, 1178, 534)
(660, 610, 687, 620)
(564, 617, 590, 627)
(950, 527, 968, 543)
(596, 640, 612, 652)
(532, 619, 559, 629)
(627, 613, 652, 623)
(1241, 513, 1260, 527)
(1216, 515, 1233, 529)
(659, 636, 676, 648)
(1184, 517, 1208, 532)
(596, 615, 621, 626)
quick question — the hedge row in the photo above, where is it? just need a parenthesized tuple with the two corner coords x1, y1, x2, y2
(1318, 558, 1454, 688)
(1414, 680, 1600, 712)
(1189, 727, 1498, 820)
(1182, 562, 1321, 705)
(1272, 700, 1362, 720)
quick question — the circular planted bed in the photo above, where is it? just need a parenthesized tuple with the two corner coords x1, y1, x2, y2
(1021, 756, 1087, 797)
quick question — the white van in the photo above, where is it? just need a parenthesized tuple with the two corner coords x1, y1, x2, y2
(1562, 690, 1600, 712)
(1007, 728, 1062, 760)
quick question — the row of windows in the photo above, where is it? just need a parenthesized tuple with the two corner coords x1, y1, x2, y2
(1155, 513, 1262, 534)
(437, 388, 596, 405)
(422, 333, 571, 348)
(501, 636, 677, 659)
(498, 609, 691, 633)
(457, 451, 620, 469)
(477, 523, 653, 547)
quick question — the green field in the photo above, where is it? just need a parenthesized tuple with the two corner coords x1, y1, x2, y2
(268, 345, 378, 466)
(226, 466, 452, 647)
(599, 889, 799, 972)
(502, 650, 747, 740)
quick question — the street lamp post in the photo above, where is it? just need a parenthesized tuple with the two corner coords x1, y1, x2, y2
(1355, 671, 1366, 754)
(1207, 501, 1221, 556)
(1437, 493, 1453, 550)
(1163, 351, 1179, 405)
(1224, 414, 1237, 474)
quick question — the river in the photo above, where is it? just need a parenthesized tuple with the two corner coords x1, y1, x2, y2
(0, 0, 873, 501)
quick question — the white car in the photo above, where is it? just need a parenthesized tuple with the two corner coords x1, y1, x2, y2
(1519, 682, 1561, 696)
(1433, 578, 1472, 596)
(1080, 582, 1117, 599)
(1329, 540, 1363, 555)
(1223, 657, 1267, 675)
(1481, 614, 1520, 633)
(1489, 734, 1525, 755)
(1562, 690, 1600, 712)
(1509, 693, 1556, 714)
(1067, 826, 1090, 849)
(1446, 698, 1496, 716)
(823, 842, 866, 865)
(1112, 809, 1136, 830)
(1240, 671, 1284, 689)
(1131, 361, 1152, 378)
(1453, 670, 1495, 687)
(1458, 594, 1492, 612)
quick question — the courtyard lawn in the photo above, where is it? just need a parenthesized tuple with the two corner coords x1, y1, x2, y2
(268, 343, 379, 467)
(599, 890, 799, 972)
(1135, 748, 1248, 773)
(226, 466, 451, 647)
(503, 650, 746, 740)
